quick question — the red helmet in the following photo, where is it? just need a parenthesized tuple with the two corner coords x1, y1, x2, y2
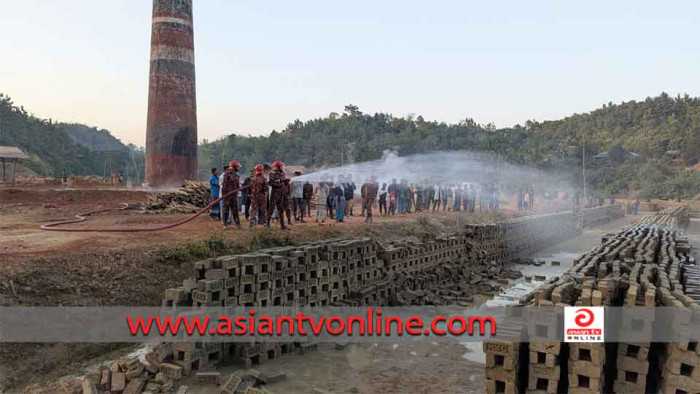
(254, 164, 264, 173)
(229, 160, 241, 169)
(272, 160, 285, 169)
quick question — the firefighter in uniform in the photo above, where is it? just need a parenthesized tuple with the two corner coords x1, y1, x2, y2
(249, 164, 268, 228)
(267, 160, 289, 229)
(221, 160, 242, 229)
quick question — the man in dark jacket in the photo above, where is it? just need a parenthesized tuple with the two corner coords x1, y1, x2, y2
(378, 183, 388, 216)
(363, 176, 380, 223)
(387, 178, 398, 215)
(303, 181, 313, 217)
(454, 185, 463, 211)
(344, 174, 356, 216)
(415, 183, 423, 212)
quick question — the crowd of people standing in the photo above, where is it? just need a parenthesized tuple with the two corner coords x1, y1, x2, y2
(208, 161, 512, 230)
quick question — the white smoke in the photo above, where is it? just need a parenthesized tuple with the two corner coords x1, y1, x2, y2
(292, 150, 566, 194)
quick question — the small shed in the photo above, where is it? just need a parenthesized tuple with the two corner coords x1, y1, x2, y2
(0, 146, 29, 184)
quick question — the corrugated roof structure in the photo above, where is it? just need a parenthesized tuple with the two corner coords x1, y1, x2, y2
(0, 146, 29, 160)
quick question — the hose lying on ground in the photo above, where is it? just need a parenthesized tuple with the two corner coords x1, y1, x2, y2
(40, 185, 250, 233)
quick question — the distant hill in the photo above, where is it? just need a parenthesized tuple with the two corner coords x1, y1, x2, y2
(62, 123, 131, 152)
(0, 93, 144, 180)
(522, 92, 700, 166)
(2, 91, 698, 198)
(199, 94, 700, 199)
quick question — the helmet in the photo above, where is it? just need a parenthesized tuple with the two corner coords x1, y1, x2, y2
(254, 164, 264, 173)
(229, 160, 241, 169)
(272, 160, 285, 169)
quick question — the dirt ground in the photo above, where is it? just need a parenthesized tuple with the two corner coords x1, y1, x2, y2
(0, 186, 515, 264)
(183, 342, 485, 394)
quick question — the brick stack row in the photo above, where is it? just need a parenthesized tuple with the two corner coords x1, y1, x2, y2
(485, 205, 695, 393)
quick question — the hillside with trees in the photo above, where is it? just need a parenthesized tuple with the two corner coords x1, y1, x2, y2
(200, 93, 700, 199)
(0, 93, 144, 181)
(1, 91, 698, 199)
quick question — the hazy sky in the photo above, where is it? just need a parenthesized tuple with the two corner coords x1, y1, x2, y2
(1, 1, 698, 146)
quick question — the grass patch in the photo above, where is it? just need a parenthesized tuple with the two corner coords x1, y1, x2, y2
(249, 226, 292, 249)
(153, 234, 229, 266)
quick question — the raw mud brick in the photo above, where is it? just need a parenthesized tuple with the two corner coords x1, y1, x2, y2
(238, 293, 255, 304)
(616, 355, 649, 374)
(664, 357, 700, 380)
(526, 373, 560, 393)
(529, 350, 558, 368)
(165, 288, 191, 302)
(568, 372, 604, 393)
(528, 363, 560, 381)
(617, 343, 649, 361)
(123, 378, 145, 394)
(125, 365, 144, 380)
(81, 380, 98, 394)
(221, 372, 244, 394)
(196, 371, 221, 385)
(659, 373, 700, 394)
(198, 279, 225, 293)
(98, 369, 111, 390)
(612, 369, 647, 393)
(485, 377, 518, 394)
(110, 372, 126, 393)
(192, 289, 226, 304)
(224, 277, 240, 290)
(485, 352, 518, 370)
(529, 342, 561, 356)
(159, 363, 183, 380)
(206, 269, 230, 280)
(485, 364, 520, 382)
(569, 345, 604, 365)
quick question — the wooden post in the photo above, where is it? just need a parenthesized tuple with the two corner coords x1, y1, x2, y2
(12, 158, 17, 185)
(1, 158, 5, 183)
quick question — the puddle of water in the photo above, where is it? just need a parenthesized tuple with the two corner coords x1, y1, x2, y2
(460, 252, 580, 364)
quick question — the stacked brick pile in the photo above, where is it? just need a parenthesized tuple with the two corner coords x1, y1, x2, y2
(485, 205, 695, 393)
(464, 210, 585, 263)
(72, 350, 189, 394)
(484, 329, 526, 394)
(581, 204, 625, 228)
(159, 208, 630, 384)
(162, 236, 483, 376)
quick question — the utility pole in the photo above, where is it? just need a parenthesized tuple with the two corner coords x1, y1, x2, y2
(582, 131, 587, 202)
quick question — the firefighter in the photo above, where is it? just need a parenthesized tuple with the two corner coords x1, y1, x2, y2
(249, 164, 268, 228)
(267, 160, 289, 229)
(221, 160, 242, 229)
(363, 176, 380, 223)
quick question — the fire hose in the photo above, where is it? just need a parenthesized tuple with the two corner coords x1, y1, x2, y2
(40, 185, 251, 232)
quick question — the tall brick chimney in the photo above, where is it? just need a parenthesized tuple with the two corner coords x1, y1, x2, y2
(145, 0, 198, 187)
